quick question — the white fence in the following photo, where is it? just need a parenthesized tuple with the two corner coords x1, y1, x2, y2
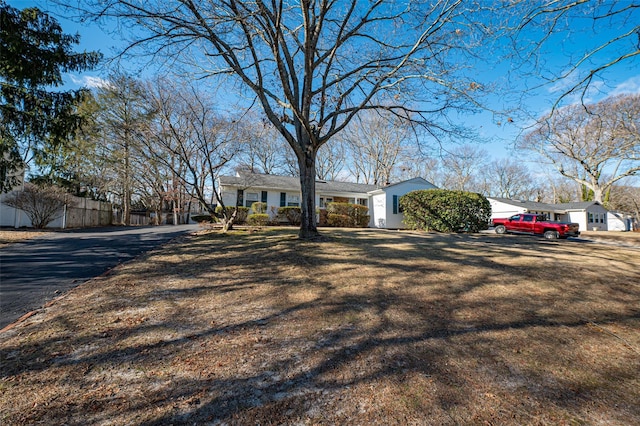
(0, 192, 113, 229)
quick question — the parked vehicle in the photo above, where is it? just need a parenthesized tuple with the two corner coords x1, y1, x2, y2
(492, 213, 580, 240)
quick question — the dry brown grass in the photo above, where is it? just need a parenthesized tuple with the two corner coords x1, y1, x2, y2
(0, 229, 50, 248)
(1, 228, 639, 425)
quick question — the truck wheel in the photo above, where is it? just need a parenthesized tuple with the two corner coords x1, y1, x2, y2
(544, 230, 559, 240)
(495, 225, 506, 234)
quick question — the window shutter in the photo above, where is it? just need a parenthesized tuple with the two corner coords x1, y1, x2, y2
(392, 195, 398, 214)
(261, 191, 268, 203)
(280, 192, 286, 207)
(237, 189, 244, 207)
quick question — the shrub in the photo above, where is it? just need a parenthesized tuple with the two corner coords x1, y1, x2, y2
(327, 213, 351, 227)
(317, 208, 329, 226)
(400, 189, 491, 233)
(215, 205, 249, 224)
(3, 183, 69, 229)
(326, 202, 369, 228)
(191, 214, 217, 223)
(277, 206, 302, 225)
(250, 202, 267, 214)
(247, 213, 269, 226)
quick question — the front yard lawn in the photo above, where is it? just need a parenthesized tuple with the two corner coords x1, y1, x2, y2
(1, 228, 638, 424)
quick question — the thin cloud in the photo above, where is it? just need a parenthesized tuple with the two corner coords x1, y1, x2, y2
(610, 76, 640, 96)
(69, 74, 111, 89)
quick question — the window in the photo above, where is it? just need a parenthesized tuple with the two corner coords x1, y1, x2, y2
(522, 215, 534, 222)
(588, 213, 594, 223)
(319, 197, 333, 208)
(287, 194, 300, 207)
(358, 198, 368, 207)
(245, 192, 259, 208)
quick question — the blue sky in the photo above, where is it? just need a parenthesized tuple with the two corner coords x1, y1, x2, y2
(7, 0, 640, 163)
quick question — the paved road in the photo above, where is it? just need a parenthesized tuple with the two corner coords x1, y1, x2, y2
(0, 225, 198, 330)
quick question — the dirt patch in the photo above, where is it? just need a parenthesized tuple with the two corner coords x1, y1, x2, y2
(1, 228, 639, 425)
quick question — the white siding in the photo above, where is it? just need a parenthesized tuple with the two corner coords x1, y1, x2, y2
(607, 212, 632, 231)
(488, 199, 527, 220)
(370, 192, 387, 228)
(568, 204, 609, 232)
(368, 178, 437, 229)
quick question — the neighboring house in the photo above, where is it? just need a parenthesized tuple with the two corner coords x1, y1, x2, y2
(607, 211, 636, 232)
(368, 177, 438, 229)
(217, 172, 438, 228)
(488, 197, 621, 232)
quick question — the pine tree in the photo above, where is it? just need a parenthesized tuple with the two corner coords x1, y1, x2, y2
(0, 1, 100, 192)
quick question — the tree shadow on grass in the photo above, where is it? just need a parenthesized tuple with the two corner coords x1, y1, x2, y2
(1, 228, 639, 424)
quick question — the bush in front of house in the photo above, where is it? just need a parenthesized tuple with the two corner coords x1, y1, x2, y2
(247, 213, 269, 226)
(400, 189, 491, 233)
(326, 202, 369, 228)
(277, 206, 302, 225)
(250, 202, 267, 214)
(215, 206, 249, 224)
(317, 208, 329, 226)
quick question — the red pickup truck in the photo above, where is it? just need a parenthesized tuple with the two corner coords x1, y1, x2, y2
(492, 213, 580, 240)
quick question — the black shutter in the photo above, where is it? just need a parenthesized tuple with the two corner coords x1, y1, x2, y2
(392, 195, 398, 214)
(237, 189, 244, 207)
(261, 191, 268, 203)
(280, 192, 286, 207)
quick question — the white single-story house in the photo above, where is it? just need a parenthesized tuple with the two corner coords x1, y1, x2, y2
(488, 197, 623, 232)
(368, 177, 438, 229)
(217, 172, 437, 228)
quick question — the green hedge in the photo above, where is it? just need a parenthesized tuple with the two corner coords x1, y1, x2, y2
(250, 202, 267, 214)
(247, 213, 269, 226)
(326, 202, 369, 228)
(215, 206, 249, 224)
(277, 206, 302, 225)
(399, 189, 490, 233)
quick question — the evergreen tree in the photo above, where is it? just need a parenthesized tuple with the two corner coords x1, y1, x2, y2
(0, 1, 100, 192)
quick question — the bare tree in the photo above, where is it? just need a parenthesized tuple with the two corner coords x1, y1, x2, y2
(507, 1, 640, 107)
(236, 119, 289, 175)
(439, 145, 488, 192)
(484, 158, 538, 200)
(343, 110, 409, 185)
(396, 151, 442, 187)
(520, 94, 640, 204)
(3, 183, 70, 228)
(316, 140, 346, 181)
(142, 78, 240, 231)
(75, 0, 497, 238)
(609, 184, 640, 227)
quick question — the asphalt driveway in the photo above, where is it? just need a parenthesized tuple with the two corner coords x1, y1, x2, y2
(0, 224, 198, 330)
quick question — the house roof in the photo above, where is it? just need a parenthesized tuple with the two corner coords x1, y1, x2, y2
(219, 173, 379, 194)
(488, 197, 561, 212)
(554, 201, 602, 211)
(488, 197, 602, 213)
(367, 177, 437, 195)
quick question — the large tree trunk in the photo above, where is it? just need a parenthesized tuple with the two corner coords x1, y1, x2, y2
(298, 150, 319, 239)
